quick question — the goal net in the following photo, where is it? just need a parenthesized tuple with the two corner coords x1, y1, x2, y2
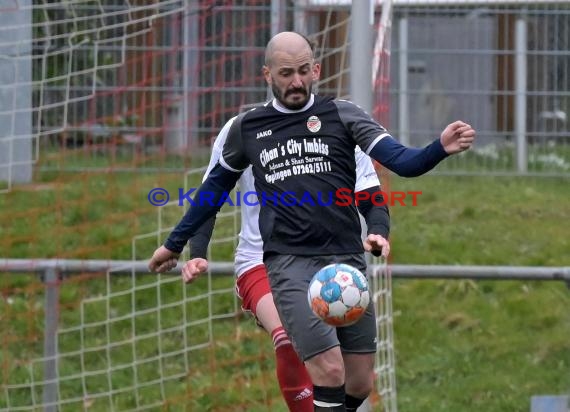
(0, 1, 396, 411)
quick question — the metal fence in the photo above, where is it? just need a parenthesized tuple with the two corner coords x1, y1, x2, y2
(2, 1, 569, 182)
(0, 258, 568, 412)
(389, 2, 570, 175)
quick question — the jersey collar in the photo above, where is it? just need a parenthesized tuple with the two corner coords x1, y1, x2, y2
(271, 94, 315, 113)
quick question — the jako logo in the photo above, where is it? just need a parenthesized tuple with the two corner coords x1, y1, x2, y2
(256, 129, 272, 139)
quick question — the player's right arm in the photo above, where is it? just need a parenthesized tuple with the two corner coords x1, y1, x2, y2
(148, 163, 242, 273)
(187, 118, 236, 257)
(149, 116, 249, 273)
(183, 117, 238, 282)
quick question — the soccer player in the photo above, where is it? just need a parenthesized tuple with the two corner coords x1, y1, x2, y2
(182, 111, 390, 412)
(149, 31, 475, 411)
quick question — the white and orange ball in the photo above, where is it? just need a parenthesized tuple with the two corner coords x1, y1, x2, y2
(307, 263, 370, 327)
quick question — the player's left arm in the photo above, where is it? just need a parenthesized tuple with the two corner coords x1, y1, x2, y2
(335, 100, 475, 177)
(356, 187, 390, 258)
(366, 121, 474, 177)
(354, 148, 390, 257)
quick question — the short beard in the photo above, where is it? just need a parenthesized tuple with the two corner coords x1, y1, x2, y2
(272, 84, 312, 110)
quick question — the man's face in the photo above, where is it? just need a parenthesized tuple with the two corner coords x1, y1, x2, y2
(263, 51, 320, 110)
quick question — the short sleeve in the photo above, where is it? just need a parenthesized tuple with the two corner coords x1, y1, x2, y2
(219, 113, 250, 172)
(333, 100, 391, 154)
(203, 116, 236, 182)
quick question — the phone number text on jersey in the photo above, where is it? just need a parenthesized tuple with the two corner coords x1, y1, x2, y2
(265, 161, 332, 184)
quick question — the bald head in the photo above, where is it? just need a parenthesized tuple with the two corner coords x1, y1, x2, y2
(262, 31, 320, 110)
(265, 31, 314, 67)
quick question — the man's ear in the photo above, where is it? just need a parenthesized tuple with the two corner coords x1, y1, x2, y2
(312, 62, 321, 81)
(262, 65, 272, 85)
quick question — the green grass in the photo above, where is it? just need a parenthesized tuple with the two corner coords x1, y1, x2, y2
(384, 174, 570, 411)
(1, 171, 569, 411)
(386, 175, 570, 266)
(394, 279, 569, 412)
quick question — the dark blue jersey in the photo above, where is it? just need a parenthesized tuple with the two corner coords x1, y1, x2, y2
(220, 94, 387, 256)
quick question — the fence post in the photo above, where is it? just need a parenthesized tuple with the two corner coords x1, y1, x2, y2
(181, 0, 199, 152)
(351, 0, 374, 114)
(515, 10, 528, 173)
(398, 15, 410, 146)
(0, 1, 33, 186)
(42, 267, 59, 412)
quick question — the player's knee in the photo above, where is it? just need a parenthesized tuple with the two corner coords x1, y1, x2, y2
(321, 362, 344, 385)
(313, 364, 344, 386)
(306, 351, 345, 386)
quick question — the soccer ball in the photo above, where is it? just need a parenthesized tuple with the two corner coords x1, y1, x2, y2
(307, 263, 370, 327)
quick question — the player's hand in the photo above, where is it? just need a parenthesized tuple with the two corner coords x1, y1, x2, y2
(148, 245, 180, 273)
(363, 234, 390, 258)
(440, 121, 476, 154)
(181, 258, 209, 283)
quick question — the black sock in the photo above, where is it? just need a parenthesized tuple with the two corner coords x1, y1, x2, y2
(345, 394, 366, 412)
(313, 384, 346, 411)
